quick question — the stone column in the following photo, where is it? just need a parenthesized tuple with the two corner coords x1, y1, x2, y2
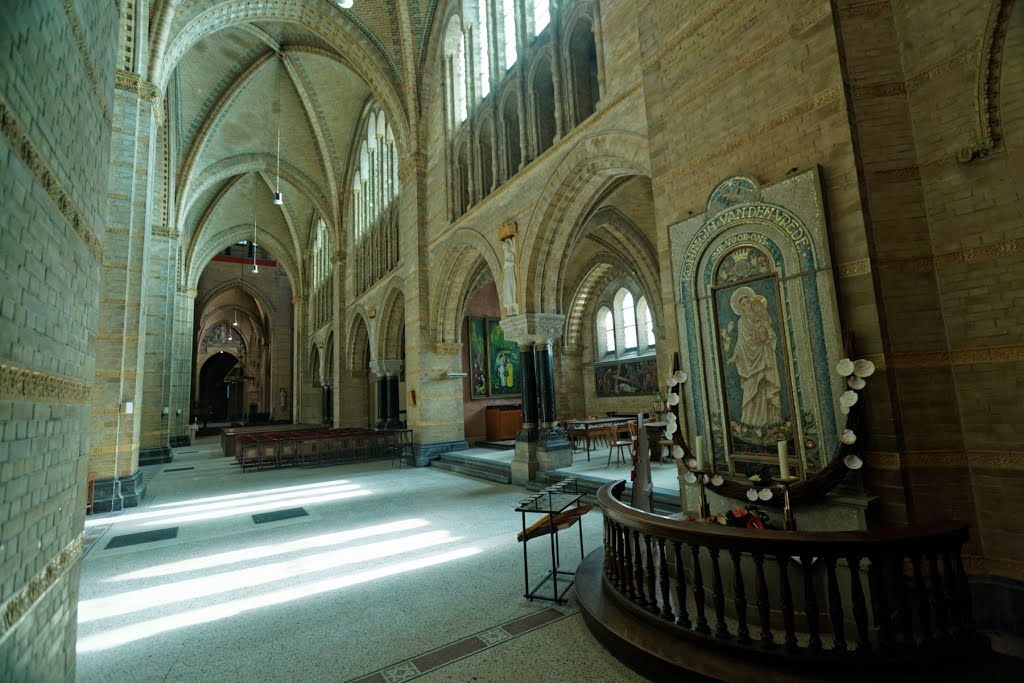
(89, 72, 160, 511)
(502, 313, 569, 482)
(169, 286, 196, 445)
(138, 226, 177, 464)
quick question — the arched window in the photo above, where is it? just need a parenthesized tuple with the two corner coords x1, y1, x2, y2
(531, 0, 550, 36)
(599, 287, 654, 359)
(351, 104, 400, 294)
(501, 0, 517, 70)
(598, 306, 614, 355)
(476, 0, 491, 99)
(311, 219, 332, 329)
(620, 290, 637, 349)
(637, 296, 655, 348)
(444, 17, 468, 127)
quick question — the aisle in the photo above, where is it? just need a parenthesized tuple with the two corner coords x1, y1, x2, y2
(76, 440, 649, 683)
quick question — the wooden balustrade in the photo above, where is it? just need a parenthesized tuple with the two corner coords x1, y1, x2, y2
(597, 481, 985, 667)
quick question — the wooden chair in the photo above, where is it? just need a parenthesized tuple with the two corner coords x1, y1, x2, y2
(606, 424, 633, 467)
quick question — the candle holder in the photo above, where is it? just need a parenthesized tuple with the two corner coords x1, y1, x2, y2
(772, 475, 798, 531)
(693, 468, 711, 520)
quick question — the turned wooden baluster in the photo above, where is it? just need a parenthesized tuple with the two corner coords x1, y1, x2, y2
(689, 543, 710, 634)
(657, 537, 673, 620)
(753, 551, 774, 648)
(869, 555, 894, 651)
(778, 554, 798, 651)
(943, 548, 962, 635)
(955, 552, 974, 632)
(616, 522, 627, 592)
(622, 523, 635, 600)
(730, 549, 751, 644)
(825, 557, 847, 653)
(633, 529, 647, 608)
(848, 555, 871, 652)
(709, 547, 729, 638)
(604, 519, 614, 580)
(673, 540, 691, 629)
(801, 555, 822, 653)
(892, 555, 915, 650)
(928, 552, 949, 641)
(910, 553, 934, 648)
(644, 534, 658, 613)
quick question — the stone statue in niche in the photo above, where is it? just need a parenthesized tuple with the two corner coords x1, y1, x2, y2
(279, 388, 288, 410)
(501, 236, 518, 317)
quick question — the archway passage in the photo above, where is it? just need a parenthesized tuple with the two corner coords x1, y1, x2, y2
(198, 352, 241, 422)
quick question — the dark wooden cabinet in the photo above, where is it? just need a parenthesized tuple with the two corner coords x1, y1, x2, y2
(485, 405, 523, 441)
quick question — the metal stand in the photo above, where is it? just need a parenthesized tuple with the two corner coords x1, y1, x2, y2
(693, 468, 711, 520)
(516, 478, 585, 604)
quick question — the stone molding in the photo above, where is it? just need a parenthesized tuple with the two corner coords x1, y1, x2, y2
(433, 342, 462, 356)
(0, 98, 103, 261)
(500, 313, 566, 346)
(151, 225, 180, 239)
(0, 363, 92, 403)
(114, 70, 159, 101)
(963, 554, 1024, 582)
(0, 535, 83, 640)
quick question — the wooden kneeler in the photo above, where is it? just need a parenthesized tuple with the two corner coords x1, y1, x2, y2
(517, 504, 593, 542)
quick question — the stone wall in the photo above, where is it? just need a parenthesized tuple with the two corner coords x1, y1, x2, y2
(0, 1, 118, 679)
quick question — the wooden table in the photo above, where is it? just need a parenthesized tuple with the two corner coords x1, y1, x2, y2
(564, 417, 631, 462)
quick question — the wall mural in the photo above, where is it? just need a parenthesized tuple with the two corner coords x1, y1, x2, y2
(713, 265, 795, 454)
(487, 319, 521, 396)
(466, 318, 522, 398)
(468, 318, 488, 399)
(594, 359, 659, 397)
(200, 322, 246, 355)
(669, 168, 845, 479)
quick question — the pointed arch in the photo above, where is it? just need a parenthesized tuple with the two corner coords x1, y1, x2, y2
(345, 309, 372, 370)
(430, 229, 502, 346)
(519, 131, 651, 313)
(377, 279, 406, 361)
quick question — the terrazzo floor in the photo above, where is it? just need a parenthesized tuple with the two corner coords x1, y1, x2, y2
(76, 438, 652, 683)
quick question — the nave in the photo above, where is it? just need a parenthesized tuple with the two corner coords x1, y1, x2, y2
(76, 439, 647, 683)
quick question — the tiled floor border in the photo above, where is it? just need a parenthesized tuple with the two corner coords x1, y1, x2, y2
(347, 605, 580, 683)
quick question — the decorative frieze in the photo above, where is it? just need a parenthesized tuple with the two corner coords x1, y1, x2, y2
(0, 363, 92, 403)
(0, 535, 83, 639)
(0, 98, 103, 261)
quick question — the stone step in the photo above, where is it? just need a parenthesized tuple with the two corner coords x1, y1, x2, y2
(432, 457, 511, 484)
(530, 471, 681, 515)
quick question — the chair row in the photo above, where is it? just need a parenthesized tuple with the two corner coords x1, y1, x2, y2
(235, 428, 413, 471)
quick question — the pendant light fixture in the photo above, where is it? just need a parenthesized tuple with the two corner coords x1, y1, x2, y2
(273, 127, 283, 205)
(272, 52, 284, 205)
(251, 213, 259, 274)
(232, 309, 239, 327)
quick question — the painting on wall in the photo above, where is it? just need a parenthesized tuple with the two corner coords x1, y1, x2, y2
(468, 318, 489, 399)
(594, 359, 659, 397)
(713, 266, 795, 455)
(200, 322, 246, 355)
(486, 319, 521, 396)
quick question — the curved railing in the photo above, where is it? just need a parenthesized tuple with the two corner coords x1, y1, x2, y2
(598, 481, 985, 666)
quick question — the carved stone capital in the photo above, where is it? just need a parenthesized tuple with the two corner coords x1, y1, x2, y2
(369, 359, 403, 378)
(500, 313, 566, 346)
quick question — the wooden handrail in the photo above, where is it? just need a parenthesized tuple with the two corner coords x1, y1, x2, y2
(596, 480, 984, 665)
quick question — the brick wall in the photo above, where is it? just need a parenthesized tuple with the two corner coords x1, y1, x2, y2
(0, 1, 117, 679)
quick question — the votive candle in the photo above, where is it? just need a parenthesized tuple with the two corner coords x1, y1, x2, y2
(695, 435, 705, 471)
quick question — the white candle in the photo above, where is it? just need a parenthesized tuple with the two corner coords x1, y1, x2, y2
(695, 435, 705, 471)
(777, 440, 789, 479)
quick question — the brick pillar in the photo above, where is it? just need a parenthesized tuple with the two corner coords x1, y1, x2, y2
(138, 227, 177, 464)
(89, 72, 160, 512)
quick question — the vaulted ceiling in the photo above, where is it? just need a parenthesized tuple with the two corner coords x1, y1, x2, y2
(157, 1, 441, 290)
